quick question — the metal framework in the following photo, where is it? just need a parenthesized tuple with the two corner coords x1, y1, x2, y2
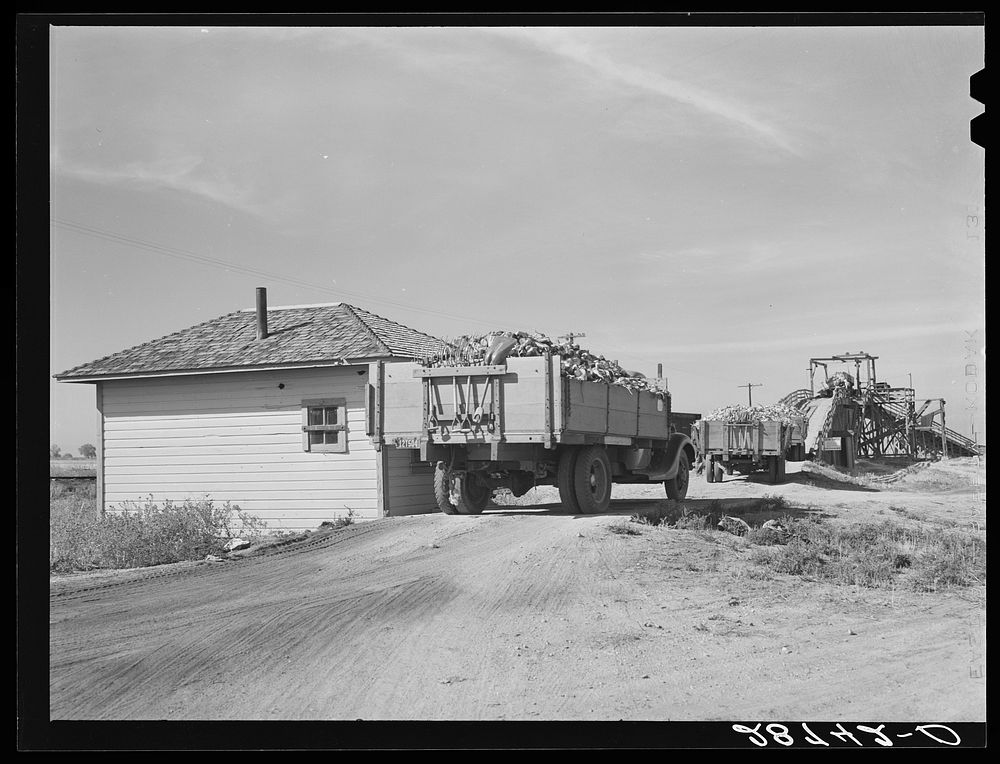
(808, 351, 879, 395)
(795, 351, 978, 460)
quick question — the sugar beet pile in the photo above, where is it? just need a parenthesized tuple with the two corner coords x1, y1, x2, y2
(422, 331, 666, 396)
(703, 403, 802, 425)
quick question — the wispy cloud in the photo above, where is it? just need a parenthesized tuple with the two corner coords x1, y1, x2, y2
(55, 155, 269, 220)
(494, 28, 802, 157)
(627, 320, 974, 356)
(630, 241, 822, 274)
(634, 246, 715, 264)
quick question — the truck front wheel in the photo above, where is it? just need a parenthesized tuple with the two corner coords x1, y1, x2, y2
(557, 448, 582, 514)
(665, 452, 690, 501)
(573, 445, 612, 514)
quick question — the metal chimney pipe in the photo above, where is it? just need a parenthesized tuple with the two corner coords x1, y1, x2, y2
(256, 287, 268, 340)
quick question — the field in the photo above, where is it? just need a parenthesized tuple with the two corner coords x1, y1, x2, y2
(49, 456, 985, 721)
(48, 458, 97, 478)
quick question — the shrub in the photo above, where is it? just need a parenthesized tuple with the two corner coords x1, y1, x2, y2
(50, 493, 268, 573)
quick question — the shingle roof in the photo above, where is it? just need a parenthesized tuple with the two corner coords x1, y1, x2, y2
(55, 303, 447, 380)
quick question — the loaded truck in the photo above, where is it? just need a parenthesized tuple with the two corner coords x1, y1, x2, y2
(694, 417, 792, 484)
(367, 351, 696, 515)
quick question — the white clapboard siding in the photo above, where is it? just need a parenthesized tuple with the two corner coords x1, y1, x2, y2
(383, 446, 437, 516)
(101, 367, 379, 530)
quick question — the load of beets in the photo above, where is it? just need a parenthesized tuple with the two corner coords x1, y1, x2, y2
(702, 403, 802, 426)
(421, 330, 666, 396)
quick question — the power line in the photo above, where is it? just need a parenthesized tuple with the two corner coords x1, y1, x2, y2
(51, 218, 770, 388)
(737, 381, 764, 406)
(51, 217, 506, 330)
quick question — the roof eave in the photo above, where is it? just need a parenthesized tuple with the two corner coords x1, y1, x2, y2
(53, 355, 415, 383)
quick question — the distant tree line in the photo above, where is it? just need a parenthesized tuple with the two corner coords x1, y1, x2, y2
(50, 444, 96, 459)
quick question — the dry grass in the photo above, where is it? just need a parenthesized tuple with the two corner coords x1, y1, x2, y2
(607, 522, 642, 536)
(747, 515, 985, 591)
(623, 490, 985, 592)
(630, 495, 788, 531)
(50, 483, 269, 573)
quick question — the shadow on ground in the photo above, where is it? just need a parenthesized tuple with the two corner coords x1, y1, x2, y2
(485, 497, 833, 525)
(696, 469, 880, 493)
(783, 471, 881, 492)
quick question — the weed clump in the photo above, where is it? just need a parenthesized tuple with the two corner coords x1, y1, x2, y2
(319, 507, 357, 530)
(50, 489, 268, 573)
(608, 523, 642, 536)
(630, 502, 680, 526)
(758, 494, 789, 513)
(747, 515, 984, 591)
(674, 513, 712, 531)
(755, 539, 827, 576)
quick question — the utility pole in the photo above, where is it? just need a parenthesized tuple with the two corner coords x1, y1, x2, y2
(908, 372, 913, 390)
(738, 382, 763, 406)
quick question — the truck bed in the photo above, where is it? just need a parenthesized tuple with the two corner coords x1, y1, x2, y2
(696, 419, 788, 457)
(375, 355, 672, 449)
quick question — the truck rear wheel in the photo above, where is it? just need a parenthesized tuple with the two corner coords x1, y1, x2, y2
(705, 454, 716, 483)
(665, 451, 690, 501)
(453, 471, 491, 514)
(433, 462, 459, 514)
(557, 448, 582, 514)
(433, 464, 490, 515)
(573, 445, 612, 514)
(767, 456, 786, 484)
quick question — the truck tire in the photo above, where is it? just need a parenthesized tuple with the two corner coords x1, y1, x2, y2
(767, 456, 781, 484)
(433, 462, 460, 514)
(705, 454, 716, 483)
(573, 445, 612, 514)
(557, 448, 582, 514)
(433, 464, 490, 515)
(715, 462, 725, 483)
(776, 456, 786, 483)
(453, 471, 491, 514)
(665, 451, 690, 501)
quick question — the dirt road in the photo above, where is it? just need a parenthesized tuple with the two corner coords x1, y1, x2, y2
(50, 459, 986, 721)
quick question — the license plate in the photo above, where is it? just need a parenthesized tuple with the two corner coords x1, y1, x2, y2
(393, 436, 421, 449)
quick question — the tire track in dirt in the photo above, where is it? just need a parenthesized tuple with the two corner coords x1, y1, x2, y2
(52, 561, 458, 718)
(51, 497, 986, 721)
(336, 513, 588, 720)
(49, 521, 386, 601)
(51, 513, 544, 719)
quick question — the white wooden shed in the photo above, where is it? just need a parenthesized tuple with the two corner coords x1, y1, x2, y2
(55, 291, 446, 530)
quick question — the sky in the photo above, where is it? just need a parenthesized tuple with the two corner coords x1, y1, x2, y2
(48, 22, 985, 453)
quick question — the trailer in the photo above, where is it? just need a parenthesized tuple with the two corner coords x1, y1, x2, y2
(785, 414, 807, 461)
(368, 354, 696, 515)
(694, 418, 791, 484)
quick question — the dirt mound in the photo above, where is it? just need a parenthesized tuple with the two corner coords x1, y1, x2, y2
(887, 457, 984, 492)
